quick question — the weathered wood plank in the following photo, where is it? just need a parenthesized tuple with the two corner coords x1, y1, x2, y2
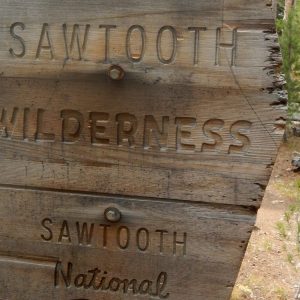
(0, 1, 277, 83)
(0, 81, 282, 160)
(0, 29, 276, 86)
(0, 1, 283, 299)
(0, 187, 254, 300)
(0, 77, 282, 206)
(224, 0, 277, 24)
(0, 160, 269, 206)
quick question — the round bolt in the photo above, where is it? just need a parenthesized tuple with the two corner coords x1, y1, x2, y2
(108, 65, 125, 80)
(104, 207, 122, 223)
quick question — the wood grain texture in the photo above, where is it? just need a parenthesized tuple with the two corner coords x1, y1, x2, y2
(0, 77, 282, 206)
(0, 0, 277, 85)
(0, 1, 283, 299)
(0, 187, 254, 300)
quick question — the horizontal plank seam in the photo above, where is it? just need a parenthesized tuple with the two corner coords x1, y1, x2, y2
(0, 252, 57, 268)
(0, 183, 258, 214)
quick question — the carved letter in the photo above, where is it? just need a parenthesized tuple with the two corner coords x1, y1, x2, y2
(215, 27, 238, 66)
(63, 24, 90, 60)
(175, 117, 196, 152)
(229, 120, 252, 154)
(121, 279, 138, 294)
(156, 272, 170, 299)
(99, 25, 117, 64)
(58, 220, 71, 243)
(173, 232, 187, 256)
(90, 112, 110, 146)
(136, 228, 150, 252)
(144, 115, 169, 150)
(36, 23, 54, 59)
(99, 224, 110, 248)
(35, 109, 55, 142)
(9, 22, 26, 58)
(54, 261, 72, 287)
(156, 230, 168, 255)
(41, 218, 53, 242)
(23, 108, 30, 140)
(87, 268, 102, 289)
(74, 273, 87, 288)
(157, 26, 177, 64)
(116, 113, 138, 147)
(126, 25, 146, 63)
(117, 226, 130, 250)
(76, 222, 95, 245)
(109, 278, 122, 291)
(0, 107, 19, 138)
(188, 27, 207, 65)
(61, 110, 83, 143)
(201, 119, 224, 152)
(139, 280, 152, 294)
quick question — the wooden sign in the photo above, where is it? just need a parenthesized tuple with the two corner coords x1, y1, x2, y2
(0, 1, 283, 299)
(0, 189, 255, 299)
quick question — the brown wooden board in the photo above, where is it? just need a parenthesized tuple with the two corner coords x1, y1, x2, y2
(0, 0, 275, 77)
(0, 0, 277, 86)
(0, 77, 282, 207)
(0, 1, 283, 299)
(0, 187, 254, 300)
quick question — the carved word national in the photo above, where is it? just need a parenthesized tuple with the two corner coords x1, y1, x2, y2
(55, 261, 169, 298)
(8, 23, 238, 66)
(0, 107, 252, 154)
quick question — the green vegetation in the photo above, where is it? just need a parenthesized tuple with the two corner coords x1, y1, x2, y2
(277, 1, 300, 118)
(287, 252, 294, 264)
(274, 175, 300, 272)
(276, 220, 288, 238)
(274, 286, 288, 300)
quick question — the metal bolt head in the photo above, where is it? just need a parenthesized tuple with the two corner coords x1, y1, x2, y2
(108, 65, 125, 80)
(104, 207, 122, 223)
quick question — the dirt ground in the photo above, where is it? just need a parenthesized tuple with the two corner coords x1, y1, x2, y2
(232, 138, 300, 300)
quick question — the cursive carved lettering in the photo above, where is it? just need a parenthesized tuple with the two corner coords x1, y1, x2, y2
(55, 261, 170, 299)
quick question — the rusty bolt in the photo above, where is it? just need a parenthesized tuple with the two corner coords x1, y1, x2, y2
(108, 65, 125, 80)
(104, 207, 122, 223)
